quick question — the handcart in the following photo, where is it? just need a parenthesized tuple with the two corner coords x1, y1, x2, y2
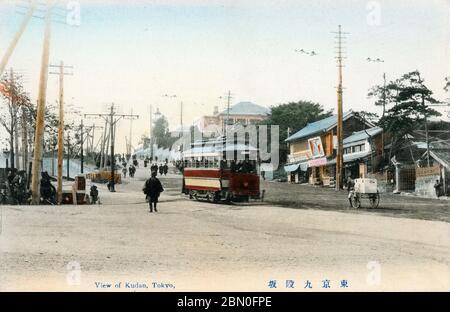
(349, 178, 380, 209)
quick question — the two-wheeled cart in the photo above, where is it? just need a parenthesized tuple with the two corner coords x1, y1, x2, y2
(349, 178, 380, 209)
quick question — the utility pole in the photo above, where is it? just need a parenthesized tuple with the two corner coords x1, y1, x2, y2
(31, 3, 53, 205)
(81, 124, 102, 163)
(51, 139, 55, 176)
(100, 120, 108, 168)
(88, 124, 94, 153)
(89, 124, 97, 153)
(382, 73, 387, 117)
(49, 61, 73, 204)
(333, 25, 348, 191)
(21, 105, 28, 172)
(219, 91, 233, 136)
(104, 126, 110, 166)
(109, 105, 114, 190)
(85, 104, 139, 192)
(80, 120, 84, 173)
(149, 104, 153, 160)
(66, 132, 70, 180)
(423, 94, 430, 167)
(12, 70, 20, 170)
(9, 69, 16, 170)
(226, 90, 231, 136)
(180, 101, 183, 135)
(127, 108, 135, 155)
(0, 3, 36, 77)
(382, 73, 387, 157)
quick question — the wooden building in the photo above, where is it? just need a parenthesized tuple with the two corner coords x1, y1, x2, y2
(284, 111, 376, 186)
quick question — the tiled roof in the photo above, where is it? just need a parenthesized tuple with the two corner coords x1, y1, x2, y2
(218, 102, 270, 116)
(430, 150, 450, 170)
(343, 127, 383, 145)
(285, 111, 354, 142)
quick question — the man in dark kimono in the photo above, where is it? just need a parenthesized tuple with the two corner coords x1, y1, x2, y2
(151, 163, 158, 176)
(143, 171, 164, 212)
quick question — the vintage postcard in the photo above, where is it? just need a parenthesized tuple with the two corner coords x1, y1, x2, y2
(0, 0, 449, 296)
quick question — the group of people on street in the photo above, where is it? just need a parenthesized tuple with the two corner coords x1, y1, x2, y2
(121, 162, 136, 179)
(149, 163, 169, 176)
(0, 169, 29, 205)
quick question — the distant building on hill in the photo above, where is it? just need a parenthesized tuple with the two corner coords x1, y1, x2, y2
(194, 101, 270, 137)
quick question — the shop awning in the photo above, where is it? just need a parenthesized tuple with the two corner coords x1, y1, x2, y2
(284, 162, 308, 172)
(344, 151, 370, 163)
(284, 163, 300, 172)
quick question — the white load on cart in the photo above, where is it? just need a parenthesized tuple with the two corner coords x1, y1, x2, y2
(349, 178, 380, 208)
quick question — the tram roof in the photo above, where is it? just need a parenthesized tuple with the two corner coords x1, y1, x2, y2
(182, 142, 258, 158)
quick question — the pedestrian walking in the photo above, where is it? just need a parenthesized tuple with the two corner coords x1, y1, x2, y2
(129, 165, 136, 178)
(151, 163, 158, 176)
(143, 171, 164, 212)
(159, 164, 164, 176)
(346, 176, 355, 207)
(90, 185, 99, 204)
(122, 166, 127, 178)
(163, 163, 168, 176)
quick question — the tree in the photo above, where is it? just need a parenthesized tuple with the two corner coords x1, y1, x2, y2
(353, 111, 379, 126)
(367, 78, 396, 118)
(0, 71, 32, 170)
(152, 116, 177, 149)
(444, 76, 450, 92)
(259, 101, 332, 164)
(377, 71, 441, 165)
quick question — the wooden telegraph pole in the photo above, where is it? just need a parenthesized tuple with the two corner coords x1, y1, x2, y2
(128, 108, 134, 155)
(31, 3, 53, 205)
(9, 69, 16, 170)
(66, 132, 70, 180)
(85, 104, 139, 192)
(180, 101, 183, 136)
(226, 90, 231, 136)
(333, 25, 348, 191)
(149, 104, 153, 160)
(219, 91, 233, 136)
(80, 120, 84, 173)
(0, 3, 36, 77)
(49, 61, 73, 204)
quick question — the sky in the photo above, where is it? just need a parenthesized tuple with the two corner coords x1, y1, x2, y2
(0, 0, 449, 153)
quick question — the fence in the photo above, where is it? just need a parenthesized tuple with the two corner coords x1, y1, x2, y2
(415, 165, 440, 197)
(367, 170, 395, 193)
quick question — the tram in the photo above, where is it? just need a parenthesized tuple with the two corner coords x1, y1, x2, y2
(181, 137, 263, 202)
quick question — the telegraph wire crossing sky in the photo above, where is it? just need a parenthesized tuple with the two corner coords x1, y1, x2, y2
(0, 0, 449, 152)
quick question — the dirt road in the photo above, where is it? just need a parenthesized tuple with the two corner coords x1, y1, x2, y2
(0, 167, 448, 291)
